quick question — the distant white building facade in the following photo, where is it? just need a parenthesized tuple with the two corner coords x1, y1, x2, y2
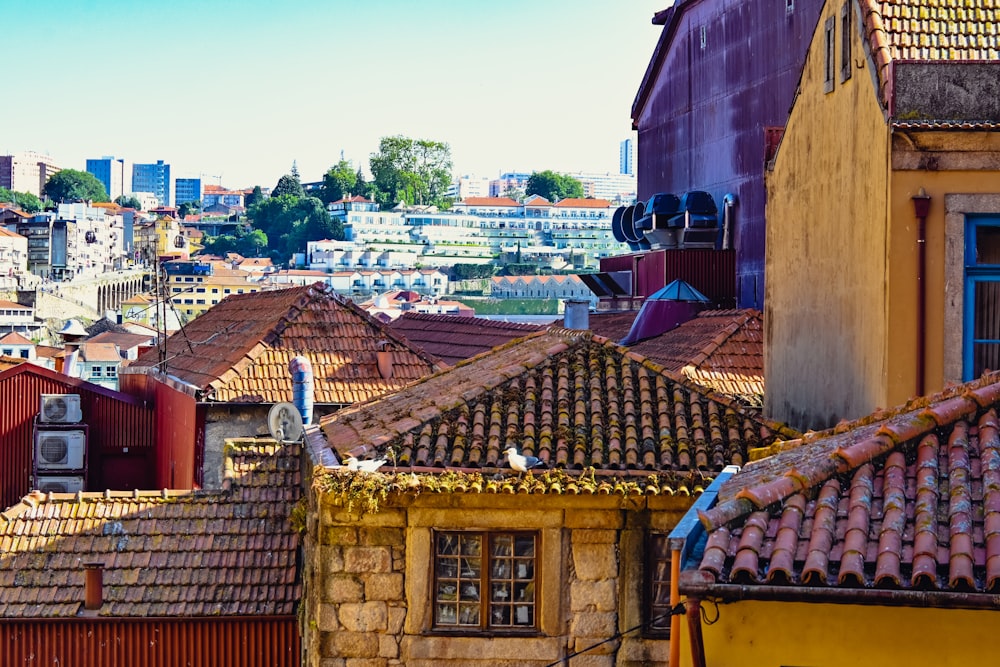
(15, 203, 127, 280)
(446, 175, 491, 201)
(0, 152, 61, 198)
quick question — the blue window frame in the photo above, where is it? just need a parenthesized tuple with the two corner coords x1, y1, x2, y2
(963, 216, 1000, 380)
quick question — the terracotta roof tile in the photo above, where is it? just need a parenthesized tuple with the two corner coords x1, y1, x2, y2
(0, 332, 32, 346)
(552, 198, 613, 208)
(127, 284, 440, 403)
(459, 197, 520, 207)
(0, 439, 300, 618)
(315, 330, 794, 492)
(388, 313, 546, 365)
(591, 309, 764, 406)
(690, 373, 1000, 599)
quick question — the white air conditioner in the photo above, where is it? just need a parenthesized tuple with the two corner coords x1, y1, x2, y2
(39, 394, 83, 424)
(35, 430, 86, 470)
(35, 475, 85, 494)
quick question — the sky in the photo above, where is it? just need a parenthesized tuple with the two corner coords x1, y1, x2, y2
(5, 0, 668, 191)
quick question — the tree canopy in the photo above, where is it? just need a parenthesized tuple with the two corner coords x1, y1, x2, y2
(200, 227, 269, 258)
(178, 201, 201, 219)
(114, 194, 143, 210)
(319, 160, 357, 205)
(43, 169, 110, 203)
(272, 173, 305, 199)
(525, 170, 584, 202)
(247, 195, 342, 262)
(0, 188, 43, 213)
(369, 135, 452, 209)
(245, 185, 265, 209)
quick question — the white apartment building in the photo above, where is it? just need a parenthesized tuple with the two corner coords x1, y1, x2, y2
(16, 204, 127, 280)
(0, 227, 28, 288)
(565, 171, 636, 204)
(0, 152, 61, 198)
(446, 175, 491, 201)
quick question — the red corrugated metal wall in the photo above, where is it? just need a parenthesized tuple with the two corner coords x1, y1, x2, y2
(0, 617, 299, 667)
(0, 366, 156, 509)
(600, 249, 736, 306)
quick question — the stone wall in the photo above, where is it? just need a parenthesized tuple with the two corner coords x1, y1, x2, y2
(304, 489, 687, 667)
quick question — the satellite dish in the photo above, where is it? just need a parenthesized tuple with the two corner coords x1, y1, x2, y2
(268, 402, 304, 442)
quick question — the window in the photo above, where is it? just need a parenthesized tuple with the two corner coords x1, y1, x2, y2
(433, 531, 537, 631)
(840, 1, 852, 83)
(106, 365, 117, 377)
(91, 366, 103, 378)
(646, 534, 673, 636)
(964, 217, 1000, 380)
(823, 16, 836, 93)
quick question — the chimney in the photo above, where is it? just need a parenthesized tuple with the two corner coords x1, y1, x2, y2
(563, 299, 590, 330)
(84, 563, 103, 610)
(289, 356, 314, 425)
(376, 340, 394, 379)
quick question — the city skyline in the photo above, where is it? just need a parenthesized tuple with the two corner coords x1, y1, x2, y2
(5, 0, 666, 191)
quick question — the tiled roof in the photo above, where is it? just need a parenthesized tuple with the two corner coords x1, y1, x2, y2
(87, 331, 153, 350)
(460, 197, 520, 207)
(0, 227, 25, 238)
(861, 0, 999, 106)
(316, 330, 795, 484)
(0, 356, 25, 372)
(891, 119, 1000, 131)
(0, 300, 30, 310)
(0, 438, 300, 618)
(689, 374, 1000, 600)
(387, 312, 546, 366)
(128, 284, 441, 404)
(0, 332, 32, 346)
(524, 195, 552, 206)
(553, 198, 613, 208)
(78, 342, 120, 363)
(591, 309, 765, 407)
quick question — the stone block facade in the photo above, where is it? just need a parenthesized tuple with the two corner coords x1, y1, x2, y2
(303, 488, 688, 666)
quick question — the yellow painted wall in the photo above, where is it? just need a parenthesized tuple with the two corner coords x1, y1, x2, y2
(885, 134, 1000, 405)
(675, 599, 996, 667)
(764, 2, 891, 430)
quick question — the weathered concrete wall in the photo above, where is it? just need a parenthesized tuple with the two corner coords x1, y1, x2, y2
(894, 63, 1000, 122)
(304, 490, 688, 667)
(203, 405, 272, 489)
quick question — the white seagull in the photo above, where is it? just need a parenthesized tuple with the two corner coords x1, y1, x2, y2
(503, 447, 545, 473)
(345, 456, 387, 473)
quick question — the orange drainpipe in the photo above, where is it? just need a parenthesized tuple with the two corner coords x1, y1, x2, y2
(670, 548, 682, 665)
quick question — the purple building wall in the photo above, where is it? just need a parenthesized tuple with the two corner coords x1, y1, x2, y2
(631, 0, 824, 309)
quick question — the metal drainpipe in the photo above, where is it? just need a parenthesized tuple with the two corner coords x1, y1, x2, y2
(912, 188, 932, 396)
(686, 597, 708, 667)
(669, 548, 682, 666)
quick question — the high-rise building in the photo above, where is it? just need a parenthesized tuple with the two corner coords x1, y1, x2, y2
(619, 138, 635, 176)
(0, 152, 61, 198)
(132, 160, 171, 207)
(489, 172, 531, 198)
(175, 178, 202, 206)
(86, 156, 131, 201)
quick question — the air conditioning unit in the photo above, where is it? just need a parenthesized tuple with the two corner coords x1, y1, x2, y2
(39, 394, 83, 424)
(35, 430, 86, 470)
(35, 475, 85, 494)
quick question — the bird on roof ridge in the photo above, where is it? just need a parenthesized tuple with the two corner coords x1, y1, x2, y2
(503, 447, 545, 474)
(345, 456, 387, 473)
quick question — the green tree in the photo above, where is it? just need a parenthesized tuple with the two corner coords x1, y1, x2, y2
(178, 201, 201, 219)
(43, 169, 110, 203)
(452, 263, 494, 280)
(0, 188, 43, 213)
(245, 185, 264, 209)
(115, 194, 143, 210)
(319, 160, 357, 204)
(352, 168, 369, 198)
(525, 170, 584, 202)
(369, 135, 452, 208)
(248, 195, 342, 262)
(272, 173, 304, 199)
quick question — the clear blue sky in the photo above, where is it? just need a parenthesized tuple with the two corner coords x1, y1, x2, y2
(6, 0, 667, 190)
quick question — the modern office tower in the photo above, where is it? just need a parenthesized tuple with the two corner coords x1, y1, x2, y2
(175, 178, 202, 206)
(132, 160, 171, 207)
(86, 156, 132, 201)
(0, 152, 61, 197)
(619, 138, 635, 176)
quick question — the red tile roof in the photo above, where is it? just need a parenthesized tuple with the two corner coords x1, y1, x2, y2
(591, 309, 764, 406)
(387, 312, 546, 366)
(0, 300, 30, 310)
(0, 356, 24, 372)
(78, 342, 121, 363)
(127, 284, 441, 403)
(0, 332, 32, 346)
(315, 330, 795, 487)
(87, 331, 153, 350)
(460, 197, 520, 207)
(553, 198, 613, 208)
(0, 438, 300, 618)
(688, 373, 1000, 601)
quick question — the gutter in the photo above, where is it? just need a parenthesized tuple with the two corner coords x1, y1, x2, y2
(678, 569, 1000, 611)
